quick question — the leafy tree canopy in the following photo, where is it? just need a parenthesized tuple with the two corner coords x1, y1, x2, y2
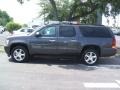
(39, 0, 120, 20)
(0, 10, 13, 26)
(6, 22, 22, 33)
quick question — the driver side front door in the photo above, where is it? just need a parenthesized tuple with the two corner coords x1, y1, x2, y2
(30, 26, 58, 54)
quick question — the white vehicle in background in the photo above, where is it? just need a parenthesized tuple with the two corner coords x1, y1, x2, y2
(13, 28, 34, 35)
(0, 26, 5, 34)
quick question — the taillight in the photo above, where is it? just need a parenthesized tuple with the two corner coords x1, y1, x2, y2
(112, 37, 116, 48)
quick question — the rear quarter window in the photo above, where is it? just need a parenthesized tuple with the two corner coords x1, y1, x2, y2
(79, 26, 112, 38)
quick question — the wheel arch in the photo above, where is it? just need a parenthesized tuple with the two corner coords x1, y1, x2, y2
(10, 43, 29, 55)
(81, 45, 101, 56)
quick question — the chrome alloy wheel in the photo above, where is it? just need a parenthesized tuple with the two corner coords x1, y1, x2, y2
(84, 52, 97, 65)
(13, 49, 26, 62)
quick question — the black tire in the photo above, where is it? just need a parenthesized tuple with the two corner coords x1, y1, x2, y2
(11, 46, 29, 63)
(81, 49, 99, 65)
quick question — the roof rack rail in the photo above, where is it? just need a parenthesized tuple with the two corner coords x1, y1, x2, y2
(78, 24, 105, 26)
(59, 21, 78, 24)
(44, 21, 78, 25)
(44, 21, 105, 26)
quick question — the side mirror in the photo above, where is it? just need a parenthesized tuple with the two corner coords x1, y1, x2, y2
(35, 32, 41, 37)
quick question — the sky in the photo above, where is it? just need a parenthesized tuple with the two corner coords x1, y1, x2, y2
(102, 15, 120, 27)
(0, 0, 40, 24)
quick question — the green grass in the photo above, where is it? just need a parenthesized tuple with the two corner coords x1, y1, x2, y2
(0, 46, 4, 53)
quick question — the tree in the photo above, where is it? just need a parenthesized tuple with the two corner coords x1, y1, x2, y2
(39, 0, 120, 24)
(38, 0, 99, 23)
(0, 10, 13, 26)
(49, 0, 59, 20)
(6, 22, 22, 33)
(39, 0, 71, 21)
(17, 0, 120, 24)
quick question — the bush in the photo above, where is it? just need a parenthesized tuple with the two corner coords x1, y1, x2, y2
(6, 22, 21, 33)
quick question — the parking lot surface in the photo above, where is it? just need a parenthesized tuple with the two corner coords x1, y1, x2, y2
(0, 53, 120, 90)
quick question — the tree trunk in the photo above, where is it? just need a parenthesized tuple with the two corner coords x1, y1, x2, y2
(96, 9, 102, 25)
(49, 0, 59, 21)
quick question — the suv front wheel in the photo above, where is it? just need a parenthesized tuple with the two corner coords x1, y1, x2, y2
(11, 46, 29, 62)
(82, 49, 99, 65)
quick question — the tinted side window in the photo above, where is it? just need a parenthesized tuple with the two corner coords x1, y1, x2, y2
(79, 26, 112, 38)
(59, 26, 76, 37)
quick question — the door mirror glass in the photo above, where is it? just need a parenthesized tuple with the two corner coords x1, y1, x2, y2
(35, 32, 41, 37)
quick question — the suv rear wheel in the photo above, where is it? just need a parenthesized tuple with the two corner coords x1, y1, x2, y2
(11, 46, 29, 62)
(81, 49, 99, 65)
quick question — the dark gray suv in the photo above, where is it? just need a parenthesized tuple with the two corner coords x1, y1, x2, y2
(4, 24, 117, 65)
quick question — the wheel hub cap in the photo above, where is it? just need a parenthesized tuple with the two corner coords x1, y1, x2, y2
(13, 49, 25, 61)
(84, 52, 97, 64)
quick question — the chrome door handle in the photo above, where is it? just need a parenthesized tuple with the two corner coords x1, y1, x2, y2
(49, 40, 56, 42)
(70, 40, 77, 42)
(63, 41, 68, 43)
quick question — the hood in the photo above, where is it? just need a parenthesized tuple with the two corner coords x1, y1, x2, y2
(7, 34, 30, 40)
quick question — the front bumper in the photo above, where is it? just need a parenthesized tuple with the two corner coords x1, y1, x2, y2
(4, 46, 10, 57)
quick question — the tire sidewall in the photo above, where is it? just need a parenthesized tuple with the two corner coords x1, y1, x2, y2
(11, 46, 29, 62)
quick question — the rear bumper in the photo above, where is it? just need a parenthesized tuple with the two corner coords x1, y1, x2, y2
(101, 48, 117, 57)
(4, 46, 10, 57)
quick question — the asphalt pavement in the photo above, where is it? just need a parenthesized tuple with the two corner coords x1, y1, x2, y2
(0, 53, 120, 90)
